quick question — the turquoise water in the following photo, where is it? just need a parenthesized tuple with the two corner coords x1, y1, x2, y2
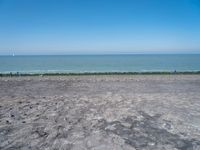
(0, 55, 200, 73)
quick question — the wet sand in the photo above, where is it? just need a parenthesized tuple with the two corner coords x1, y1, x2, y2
(0, 75, 200, 150)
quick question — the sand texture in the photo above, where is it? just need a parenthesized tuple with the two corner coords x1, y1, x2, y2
(1, 75, 200, 150)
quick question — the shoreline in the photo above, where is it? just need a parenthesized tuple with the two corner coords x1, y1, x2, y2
(1, 71, 200, 77)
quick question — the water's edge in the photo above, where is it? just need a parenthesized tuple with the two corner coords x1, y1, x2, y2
(1, 71, 200, 77)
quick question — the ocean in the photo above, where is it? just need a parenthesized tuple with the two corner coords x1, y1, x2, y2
(0, 54, 200, 73)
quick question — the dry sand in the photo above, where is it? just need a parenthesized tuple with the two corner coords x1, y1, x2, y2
(0, 75, 200, 150)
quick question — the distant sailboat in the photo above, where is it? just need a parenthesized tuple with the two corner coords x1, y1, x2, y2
(12, 53, 15, 56)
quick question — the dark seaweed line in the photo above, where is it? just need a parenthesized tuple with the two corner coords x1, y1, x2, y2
(1, 71, 200, 77)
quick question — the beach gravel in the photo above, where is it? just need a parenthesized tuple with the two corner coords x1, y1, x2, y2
(1, 75, 200, 150)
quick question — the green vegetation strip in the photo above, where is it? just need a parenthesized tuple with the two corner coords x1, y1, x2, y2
(0, 71, 200, 77)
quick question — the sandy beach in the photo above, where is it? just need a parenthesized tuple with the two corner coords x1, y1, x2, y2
(1, 75, 200, 150)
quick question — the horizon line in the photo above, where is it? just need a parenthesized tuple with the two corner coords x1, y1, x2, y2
(1, 53, 200, 56)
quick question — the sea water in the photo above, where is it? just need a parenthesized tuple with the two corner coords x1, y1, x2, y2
(0, 54, 200, 73)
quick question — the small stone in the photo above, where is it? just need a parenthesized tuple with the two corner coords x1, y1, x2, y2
(105, 124, 116, 131)
(148, 142, 156, 146)
(6, 120, 10, 124)
(121, 122, 132, 128)
(163, 122, 172, 130)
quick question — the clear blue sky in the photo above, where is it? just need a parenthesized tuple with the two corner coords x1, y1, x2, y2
(0, 0, 200, 55)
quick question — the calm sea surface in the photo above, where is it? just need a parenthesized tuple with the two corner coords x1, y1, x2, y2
(0, 55, 200, 73)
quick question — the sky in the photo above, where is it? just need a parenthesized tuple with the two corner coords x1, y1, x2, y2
(0, 0, 200, 55)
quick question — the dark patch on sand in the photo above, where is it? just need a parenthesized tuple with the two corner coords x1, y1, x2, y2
(101, 111, 200, 150)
